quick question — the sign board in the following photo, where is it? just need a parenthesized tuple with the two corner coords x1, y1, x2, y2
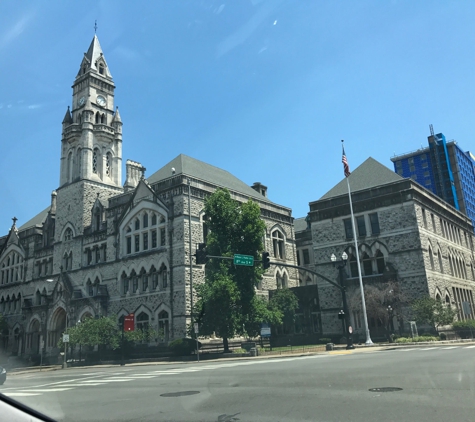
(234, 254, 254, 266)
(62, 334, 70, 343)
(260, 323, 271, 337)
(124, 313, 135, 331)
(194, 323, 199, 334)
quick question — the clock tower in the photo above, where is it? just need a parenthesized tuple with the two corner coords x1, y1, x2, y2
(60, 35, 122, 188)
(55, 35, 124, 245)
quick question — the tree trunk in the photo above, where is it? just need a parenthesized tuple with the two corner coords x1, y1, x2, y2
(223, 337, 230, 353)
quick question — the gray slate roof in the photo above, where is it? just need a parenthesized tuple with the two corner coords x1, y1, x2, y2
(319, 157, 403, 200)
(19, 206, 50, 231)
(81, 35, 112, 78)
(294, 217, 308, 233)
(147, 154, 271, 203)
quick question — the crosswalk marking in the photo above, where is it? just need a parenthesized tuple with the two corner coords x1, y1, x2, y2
(419, 347, 438, 350)
(442, 346, 459, 349)
(400, 348, 419, 351)
(465, 345, 475, 348)
(4, 392, 42, 397)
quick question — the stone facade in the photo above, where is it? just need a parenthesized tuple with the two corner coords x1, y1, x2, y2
(0, 36, 298, 360)
(300, 158, 475, 340)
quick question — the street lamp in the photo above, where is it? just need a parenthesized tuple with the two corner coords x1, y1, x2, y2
(331, 252, 354, 350)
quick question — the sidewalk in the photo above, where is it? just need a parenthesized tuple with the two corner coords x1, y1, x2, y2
(7, 339, 475, 376)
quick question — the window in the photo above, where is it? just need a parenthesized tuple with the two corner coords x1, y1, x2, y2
(431, 214, 436, 232)
(1, 251, 24, 284)
(143, 213, 148, 228)
(136, 312, 149, 332)
(151, 267, 158, 289)
(362, 253, 372, 275)
(151, 230, 157, 248)
(349, 254, 358, 278)
(142, 273, 148, 291)
(429, 247, 435, 271)
(159, 264, 168, 289)
(135, 219, 140, 231)
(158, 310, 169, 342)
(99, 63, 104, 75)
(369, 213, 380, 235)
(410, 165, 416, 172)
(87, 280, 93, 296)
(151, 214, 157, 226)
(344, 219, 353, 239)
(95, 247, 101, 263)
(131, 272, 138, 293)
(296, 251, 301, 266)
(122, 274, 129, 295)
(303, 249, 310, 265)
(134, 235, 140, 253)
(126, 237, 132, 254)
(160, 228, 166, 247)
(92, 148, 99, 174)
(375, 250, 385, 273)
(272, 230, 285, 259)
(64, 228, 73, 241)
(356, 216, 366, 237)
(143, 232, 148, 250)
(105, 152, 112, 177)
(422, 209, 427, 228)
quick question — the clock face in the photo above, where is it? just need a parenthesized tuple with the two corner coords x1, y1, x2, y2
(78, 96, 86, 106)
(96, 95, 107, 107)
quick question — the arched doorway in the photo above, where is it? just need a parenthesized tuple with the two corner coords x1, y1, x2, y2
(49, 307, 67, 348)
(28, 319, 41, 355)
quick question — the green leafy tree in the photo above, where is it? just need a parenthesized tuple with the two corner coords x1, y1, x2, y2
(268, 288, 299, 334)
(58, 317, 121, 350)
(412, 296, 457, 329)
(196, 189, 269, 351)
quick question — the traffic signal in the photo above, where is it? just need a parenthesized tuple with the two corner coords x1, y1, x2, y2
(262, 251, 270, 269)
(195, 243, 208, 265)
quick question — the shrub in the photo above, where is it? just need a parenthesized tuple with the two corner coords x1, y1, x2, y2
(395, 336, 439, 343)
(318, 338, 332, 344)
(439, 333, 447, 340)
(168, 338, 201, 356)
(232, 348, 247, 354)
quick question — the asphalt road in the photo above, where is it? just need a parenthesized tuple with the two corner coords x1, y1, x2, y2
(2, 345, 475, 422)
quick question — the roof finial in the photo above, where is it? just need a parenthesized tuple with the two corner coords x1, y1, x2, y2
(12, 216, 18, 227)
(94, 20, 98, 34)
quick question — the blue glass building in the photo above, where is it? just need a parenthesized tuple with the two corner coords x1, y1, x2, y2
(391, 133, 475, 229)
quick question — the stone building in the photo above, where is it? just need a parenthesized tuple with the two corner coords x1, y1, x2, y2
(0, 36, 298, 359)
(301, 157, 475, 340)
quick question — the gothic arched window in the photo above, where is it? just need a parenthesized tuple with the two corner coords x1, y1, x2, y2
(375, 250, 385, 274)
(92, 148, 99, 174)
(362, 253, 373, 276)
(105, 152, 112, 178)
(272, 230, 284, 259)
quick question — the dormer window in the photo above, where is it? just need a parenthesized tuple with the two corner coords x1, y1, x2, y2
(99, 63, 104, 75)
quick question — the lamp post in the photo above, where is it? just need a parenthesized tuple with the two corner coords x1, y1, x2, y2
(387, 305, 394, 340)
(331, 252, 354, 350)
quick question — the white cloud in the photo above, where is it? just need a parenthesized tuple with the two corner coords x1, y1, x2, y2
(28, 104, 41, 110)
(0, 12, 34, 50)
(216, 0, 284, 58)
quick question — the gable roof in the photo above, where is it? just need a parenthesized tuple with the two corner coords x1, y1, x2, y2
(18, 206, 50, 231)
(147, 154, 271, 203)
(319, 157, 404, 200)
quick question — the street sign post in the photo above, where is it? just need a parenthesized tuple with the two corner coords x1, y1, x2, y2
(194, 323, 199, 334)
(62, 334, 70, 343)
(233, 254, 254, 266)
(260, 323, 271, 338)
(124, 313, 135, 331)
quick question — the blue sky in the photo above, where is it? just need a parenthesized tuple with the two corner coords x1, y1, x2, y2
(1, 0, 475, 232)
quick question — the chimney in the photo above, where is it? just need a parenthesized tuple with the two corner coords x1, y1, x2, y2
(124, 160, 146, 191)
(50, 190, 57, 215)
(251, 182, 267, 198)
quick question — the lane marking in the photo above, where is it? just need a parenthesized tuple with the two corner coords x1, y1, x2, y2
(20, 388, 74, 393)
(4, 393, 42, 397)
(465, 345, 475, 349)
(442, 346, 459, 349)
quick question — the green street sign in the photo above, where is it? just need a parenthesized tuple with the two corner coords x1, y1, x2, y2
(233, 254, 254, 266)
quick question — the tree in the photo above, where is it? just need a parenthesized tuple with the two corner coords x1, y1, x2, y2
(268, 288, 299, 334)
(196, 188, 269, 351)
(411, 296, 457, 329)
(349, 281, 407, 338)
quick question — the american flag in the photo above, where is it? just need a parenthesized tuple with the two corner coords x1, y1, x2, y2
(342, 146, 351, 177)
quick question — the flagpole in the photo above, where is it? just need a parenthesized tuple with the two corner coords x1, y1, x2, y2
(342, 140, 373, 345)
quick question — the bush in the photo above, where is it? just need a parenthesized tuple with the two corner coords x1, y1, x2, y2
(395, 336, 439, 343)
(168, 338, 201, 356)
(439, 333, 447, 340)
(318, 338, 332, 344)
